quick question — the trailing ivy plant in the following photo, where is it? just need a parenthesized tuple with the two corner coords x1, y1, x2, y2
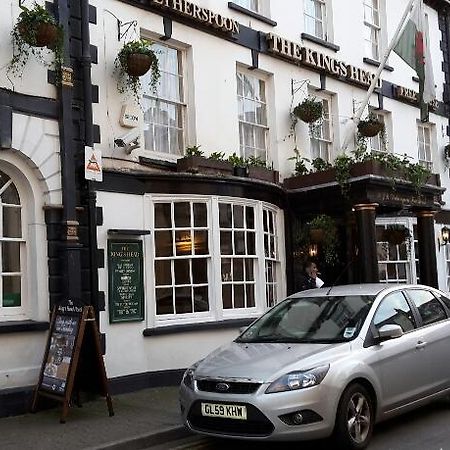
(114, 39, 160, 103)
(8, 2, 64, 80)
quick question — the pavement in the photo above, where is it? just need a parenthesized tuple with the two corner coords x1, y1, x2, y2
(0, 386, 191, 450)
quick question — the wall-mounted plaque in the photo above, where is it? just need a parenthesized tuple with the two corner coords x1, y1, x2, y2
(108, 240, 144, 323)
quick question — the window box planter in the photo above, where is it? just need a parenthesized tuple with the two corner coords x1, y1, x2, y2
(283, 169, 336, 190)
(177, 155, 234, 176)
(247, 166, 279, 183)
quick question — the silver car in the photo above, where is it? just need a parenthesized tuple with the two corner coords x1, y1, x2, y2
(179, 284, 450, 449)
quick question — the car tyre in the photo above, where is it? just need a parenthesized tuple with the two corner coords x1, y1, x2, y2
(334, 383, 374, 450)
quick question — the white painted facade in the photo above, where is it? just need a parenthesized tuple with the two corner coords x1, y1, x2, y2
(90, 0, 450, 379)
(0, 0, 449, 395)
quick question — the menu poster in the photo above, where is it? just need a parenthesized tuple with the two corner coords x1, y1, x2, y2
(40, 315, 79, 394)
(108, 240, 144, 323)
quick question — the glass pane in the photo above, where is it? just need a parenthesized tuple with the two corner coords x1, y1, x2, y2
(174, 203, 190, 227)
(247, 232, 256, 255)
(0, 172, 11, 192)
(219, 204, 232, 228)
(2, 183, 20, 205)
(156, 287, 173, 314)
(2, 242, 20, 272)
(233, 259, 244, 281)
(193, 203, 207, 227)
(222, 284, 232, 309)
(246, 206, 254, 229)
(234, 285, 245, 308)
(246, 284, 255, 307)
(175, 230, 192, 255)
(194, 286, 209, 312)
(222, 259, 232, 282)
(155, 204, 171, 228)
(220, 231, 232, 255)
(175, 287, 192, 313)
(235, 231, 246, 255)
(194, 230, 208, 255)
(155, 260, 172, 286)
(3, 206, 21, 238)
(245, 258, 254, 280)
(192, 258, 207, 284)
(155, 230, 173, 257)
(3, 276, 21, 307)
(373, 292, 415, 332)
(174, 259, 190, 285)
(233, 205, 244, 228)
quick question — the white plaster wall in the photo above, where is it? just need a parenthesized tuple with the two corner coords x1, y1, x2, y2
(96, 190, 246, 376)
(0, 1, 57, 99)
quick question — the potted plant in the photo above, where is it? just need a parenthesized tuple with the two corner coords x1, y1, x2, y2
(381, 225, 411, 246)
(246, 155, 279, 183)
(177, 146, 234, 176)
(293, 97, 323, 124)
(308, 214, 339, 265)
(357, 113, 385, 137)
(9, 2, 63, 78)
(115, 39, 160, 102)
(228, 153, 248, 177)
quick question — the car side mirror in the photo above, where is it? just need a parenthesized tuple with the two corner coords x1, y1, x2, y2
(377, 324, 403, 342)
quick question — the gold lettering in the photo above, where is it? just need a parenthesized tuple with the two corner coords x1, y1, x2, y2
(200, 7, 209, 21)
(293, 43, 302, 60)
(192, 4, 201, 19)
(346, 65, 359, 82)
(302, 47, 317, 67)
(280, 38, 292, 58)
(232, 20, 239, 34)
(339, 61, 348, 77)
(172, 0, 183, 12)
(183, 0, 192, 16)
(152, 0, 165, 4)
(214, 14, 225, 29)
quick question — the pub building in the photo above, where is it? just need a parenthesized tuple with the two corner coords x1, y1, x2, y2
(0, 0, 449, 416)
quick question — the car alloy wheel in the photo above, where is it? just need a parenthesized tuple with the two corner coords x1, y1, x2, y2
(334, 383, 374, 450)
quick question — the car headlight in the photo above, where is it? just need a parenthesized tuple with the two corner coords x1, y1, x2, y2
(265, 364, 330, 394)
(182, 362, 200, 390)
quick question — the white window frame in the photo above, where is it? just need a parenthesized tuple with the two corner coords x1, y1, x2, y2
(376, 218, 418, 284)
(0, 172, 27, 321)
(236, 69, 269, 162)
(417, 122, 433, 171)
(363, 0, 381, 60)
(235, 0, 259, 13)
(145, 194, 284, 328)
(304, 0, 328, 41)
(310, 96, 332, 162)
(368, 110, 388, 153)
(142, 41, 186, 158)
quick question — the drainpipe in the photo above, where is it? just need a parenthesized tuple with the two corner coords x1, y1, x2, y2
(57, 0, 82, 302)
(80, 0, 100, 312)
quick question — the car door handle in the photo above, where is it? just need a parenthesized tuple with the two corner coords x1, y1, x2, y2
(416, 341, 427, 349)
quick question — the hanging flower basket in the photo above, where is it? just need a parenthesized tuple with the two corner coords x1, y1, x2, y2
(381, 225, 411, 245)
(8, 3, 63, 80)
(293, 98, 323, 123)
(357, 117, 384, 137)
(126, 53, 153, 77)
(309, 228, 325, 243)
(115, 39, 160, 102)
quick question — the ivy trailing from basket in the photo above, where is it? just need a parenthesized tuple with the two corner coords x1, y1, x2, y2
(114, 39, 160, 102)
(8, 2, 64, 80)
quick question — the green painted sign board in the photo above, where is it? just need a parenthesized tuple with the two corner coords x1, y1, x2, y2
(108, 240, 144, 323)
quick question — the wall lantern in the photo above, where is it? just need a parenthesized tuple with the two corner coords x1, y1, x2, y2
(438, 226, 450, 250)
(308, 243, 318, 257)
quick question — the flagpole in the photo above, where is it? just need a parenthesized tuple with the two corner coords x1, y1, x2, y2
(341, 0, 417, 151)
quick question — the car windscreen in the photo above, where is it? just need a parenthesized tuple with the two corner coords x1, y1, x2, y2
(237, 295, 375, 343)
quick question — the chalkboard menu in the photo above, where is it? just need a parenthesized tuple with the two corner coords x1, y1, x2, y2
(41, 313, 80, 394)
(32, 299, 114, 423)
(108, 240, 144, 323)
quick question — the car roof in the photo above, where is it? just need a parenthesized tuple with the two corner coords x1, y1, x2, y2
(288, 283, 431, 298)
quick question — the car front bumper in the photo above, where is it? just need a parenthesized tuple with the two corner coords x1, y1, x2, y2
(179, 380, 340, 441)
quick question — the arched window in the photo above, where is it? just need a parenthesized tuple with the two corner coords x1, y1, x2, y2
(0, 170, 25, 318)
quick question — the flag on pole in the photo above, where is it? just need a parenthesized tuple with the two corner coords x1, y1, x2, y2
(393, 0, 435, 121)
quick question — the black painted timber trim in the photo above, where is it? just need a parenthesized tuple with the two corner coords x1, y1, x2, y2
(143, 318, 256, 336)
(363, 57, 394, 72)
(97, 171, 286, 209)
(107, 229, 151, 235)
(0, 320, 49, 334)
(0, 88, 58, 120)
(301, 33, 340, 52)
(228, 2, 277, 26)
